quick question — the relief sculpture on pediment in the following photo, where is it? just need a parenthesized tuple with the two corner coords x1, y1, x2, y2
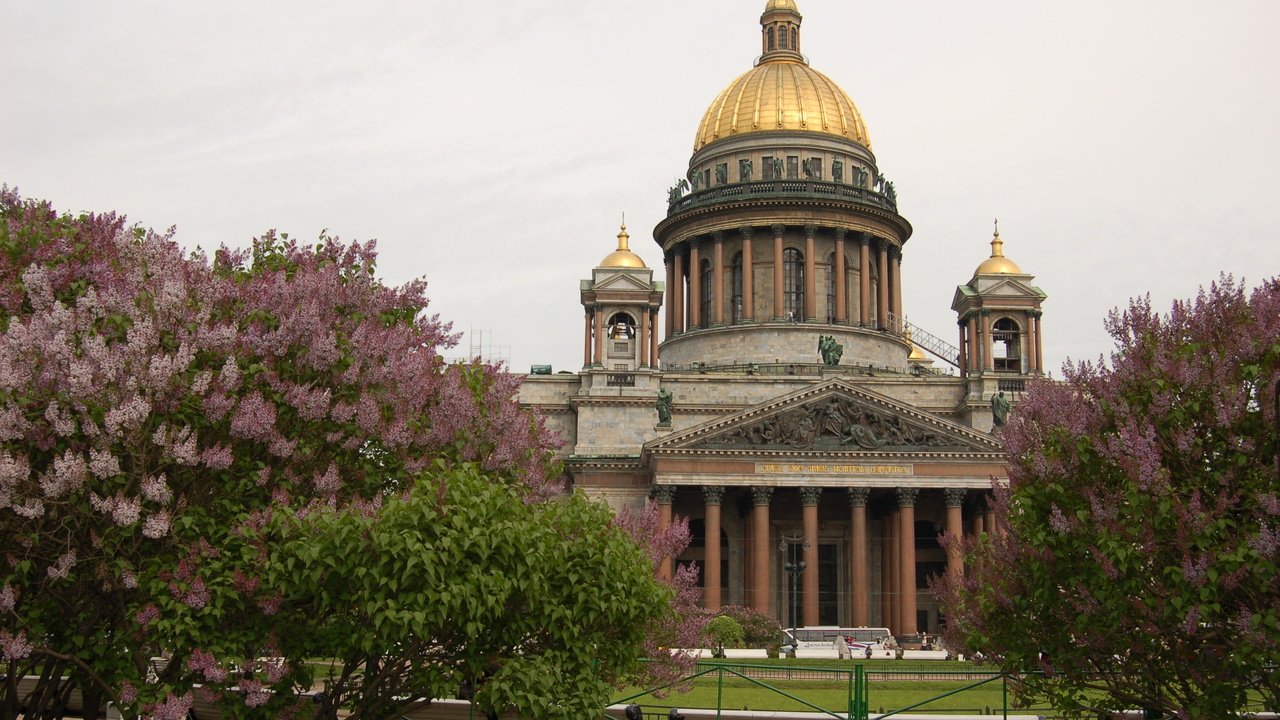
(696, 395, 965, 451)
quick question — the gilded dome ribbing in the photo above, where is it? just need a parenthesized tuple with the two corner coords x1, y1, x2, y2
(692, 0, 870, 152)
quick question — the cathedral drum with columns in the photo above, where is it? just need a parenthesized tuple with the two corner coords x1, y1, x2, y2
(518, 0, 1048, 639)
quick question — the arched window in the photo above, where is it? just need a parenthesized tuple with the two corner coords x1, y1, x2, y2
(699, 258, 713, 328)
(790, 26, 797, 50)
(767, 27, 775, 51)
(783, 248, 804, 321)
(992, 317, 1022, 372)
(731, 252, 744, 323)
(607, 312, 636, 339)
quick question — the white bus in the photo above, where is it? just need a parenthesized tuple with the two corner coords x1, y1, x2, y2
(781, 626, 893, 655)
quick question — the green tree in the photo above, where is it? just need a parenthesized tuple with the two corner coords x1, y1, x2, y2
(261, 462, 668, 720)
(703, 615, 744, 658)
(938, 277, 1280, 718)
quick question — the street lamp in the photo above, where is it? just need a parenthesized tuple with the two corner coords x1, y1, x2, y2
(779, 534, 810, 640)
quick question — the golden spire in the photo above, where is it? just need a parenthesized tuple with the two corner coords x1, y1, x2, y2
(974, 218, 1023, 275)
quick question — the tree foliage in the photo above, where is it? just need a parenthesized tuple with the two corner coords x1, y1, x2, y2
(0, 187, 688, 719)
(938, 277, 1280, 718)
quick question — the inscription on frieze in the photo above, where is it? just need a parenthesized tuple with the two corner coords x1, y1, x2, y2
(757, 463, 912, 476)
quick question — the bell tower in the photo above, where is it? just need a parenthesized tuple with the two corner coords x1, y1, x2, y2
(952, 223, 1047, 429)
(581, 223, 663, 372)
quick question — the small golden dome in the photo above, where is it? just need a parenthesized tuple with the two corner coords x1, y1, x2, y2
(974, 223, 1023, 275)
(693, 1, 869, 152)
(599, 224, 647, 268)
(903, 325, 928, 361)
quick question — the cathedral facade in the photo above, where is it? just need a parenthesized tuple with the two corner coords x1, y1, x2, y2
(519, 0, 1047, 638)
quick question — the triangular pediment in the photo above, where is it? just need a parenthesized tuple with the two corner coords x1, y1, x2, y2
(647, 378, 1001, 455)
(592, 272, 653, 292)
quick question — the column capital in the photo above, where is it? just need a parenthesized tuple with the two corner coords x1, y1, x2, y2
(739, 226, 755, 240)
(770, 223, 786, 236)
(803, 223, 818, 239)
(703, 485, 725, 505)
(896, 487, 920, 508)
(833, 227, 848, 241)
(847, 487, 870, 507)
(857, 232, 870, 247)
(712, 230, 725, 243)
(944, 488, 967, 508)
(800, 487, 822, 507)
(653, 485, 677, 504)
(965, 495, 989, 514)
(751, 486, 774, 506)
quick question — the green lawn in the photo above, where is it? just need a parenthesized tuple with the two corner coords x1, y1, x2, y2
(614, 660, 1053, 717)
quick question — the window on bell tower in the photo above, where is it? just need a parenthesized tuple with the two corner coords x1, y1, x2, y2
(992, 317, 1022, 372)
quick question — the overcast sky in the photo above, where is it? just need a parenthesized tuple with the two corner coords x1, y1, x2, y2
(5, 1, 1278, 375)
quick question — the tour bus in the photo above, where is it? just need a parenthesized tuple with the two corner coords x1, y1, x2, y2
(781, 626, 893, 655)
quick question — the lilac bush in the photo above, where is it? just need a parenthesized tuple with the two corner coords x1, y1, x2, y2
(938, 276, 1280, 718)
(0, 187, 689, 719)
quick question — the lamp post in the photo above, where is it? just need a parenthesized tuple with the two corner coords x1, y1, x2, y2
(779, 534, 809, 636)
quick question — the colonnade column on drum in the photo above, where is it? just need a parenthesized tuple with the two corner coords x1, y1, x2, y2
(847, 488, 870, 626)
(803, 224, 817, 322)
(703, 486, 725, 610)
(665, 257, 675, 340)
(689, 240, 702, 329)
(896, 248, 906, 324)
(834, 228, 848, 324)
(897, 487, 919, 635)
(750, 486, 774, 613)
(673, 251, 686, 335)
(859, 234, 872, 326)
(800, 487, 821, 626)
(739, 227, 754, 322)
(713, 232, 725, 326)
(771, 224, 786, 321)
(877, 240, 889, 329)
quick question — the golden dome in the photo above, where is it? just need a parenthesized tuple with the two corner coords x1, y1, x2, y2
(694, 62, 870, 152)
(693, 1, 870, 152)
(974, 223, 1023, 275)
(599, 224, 647, 268)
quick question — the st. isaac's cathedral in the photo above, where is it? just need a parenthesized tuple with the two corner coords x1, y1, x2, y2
(518, 1, 1047, 638)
